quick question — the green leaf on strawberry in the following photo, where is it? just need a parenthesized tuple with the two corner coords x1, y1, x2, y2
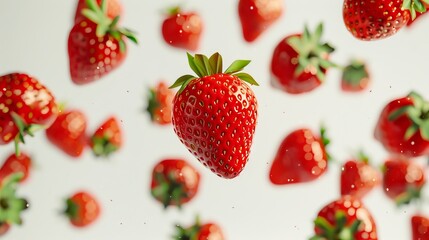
(0, 173, 28, 226)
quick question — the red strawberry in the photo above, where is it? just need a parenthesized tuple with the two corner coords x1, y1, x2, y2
(269, 127, 330, 185)
(74, 0, 123, 24)
(174, 216, 225, 240)
(311, 195, 378, 240)
(150, 158, 200, 208)
(270, 23, 336, 94)
(45, 108, 88, 157)
(68, 0, 137, 85)
(374, 91, 429, 157)
(340, 151, 380, 199)
(0, 152, 32, 183)
(146, 81, 174, 125)
(382, 158, 425, 205)
(89, 116, 122, 157)
(170, 52, 258, 179)
(341, 59, 370, 92)
(161, 7, 203, 51)
(64, 191, 100, 227)
(411, 214, 429, 240)
(238, 0, 283, 42)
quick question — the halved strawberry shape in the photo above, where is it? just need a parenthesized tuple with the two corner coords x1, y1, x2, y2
(270, 23, 337, 94)
(146, 81, 174, 125)
(341, 59, 370, 92)
(173, 216, 225, 240)
(68, 0, 138, 85)
(170, 52, 258, 179)
(89, 116, 122, 157)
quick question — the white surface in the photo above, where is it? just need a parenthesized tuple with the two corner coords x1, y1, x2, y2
(1, 0, 429, 239)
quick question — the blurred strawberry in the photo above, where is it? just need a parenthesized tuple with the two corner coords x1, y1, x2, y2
(64, 191, 100, 227)
(174, 216, 225, 240)
(89, 116, 122, 157)
(341, 59, 370, 92)
(74, 0, 123, 24)
(0, 152, 32, 183)
(146, 81, 174, 125)
(411, 214, 429, 240)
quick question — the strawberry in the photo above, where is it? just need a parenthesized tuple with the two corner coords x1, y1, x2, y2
(269, 127, 330, 185)
(68, 0, 137, 85)
(310, 195, 378, 240)
(174, 216, 225, 240)
(374, 91, 429, 157)
(45, 108, 88, 157)
(341, 59, 370, 92)
(270, 23, 336, 94)
(150, 158, 200, 208)
(170, 52, 258, 179)
(161, 7, 203, 51)
(342, 0, 427, 40)
(382, 158, 425, 205)
(238, 0, 283, 42)
(0, 152, 32, 183)
(74, 0, 122, 24)
(340, 151, 380, 199)
(146, 81, 174, 125)
(407, 3, 429, 27)
(89, 116, 122, 157)
(64, 191, 100, 227)
(411, 214, 429, 240)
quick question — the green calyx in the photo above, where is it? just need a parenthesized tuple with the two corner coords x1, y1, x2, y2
(388, 91, 429, 141)
(151, 172, 189, 209)
(173, 216, 202, 240)
(64, 199, 79, 220)
(356, 150, 369, 164)
(169, 52, 259, 94)
(146, 88, 159, 121)
(320, 126, 332, 161)
(0, 173, 28, 226)
(166, 6, 181, 16)
(287, 23, 337, 82)
(309, 211, 362, 240)
(402, 0, 429, 20)
(11, 111, 45, 157)
(82, 0, 138, 52)
(394, 186, 422, 206)
(341, 60, 369, 87)
(91, 135, 118, 157)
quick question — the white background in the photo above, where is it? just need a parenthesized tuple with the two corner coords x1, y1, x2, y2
(1, 0, 429, 239)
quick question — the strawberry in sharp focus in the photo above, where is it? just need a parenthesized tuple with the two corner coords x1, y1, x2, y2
(64, 191, 100, 227)
(0, 152, 32, 183)
(170, 52, 258, 179)
(341, 59, 370, 92)
(411, 214, 429, 239)
(74, 0, 123, 24)
(238, 0, 283, 42)
(310, 195, 378, 240)
(146, 81, 174, 125)
(374, 91, 429, 157)
(270, 23, 337, 94)
(150, 158, 200, 208)
(89, 116, 122, 157)
(173, 216, 225, 240)
(269, 127, 330, 185)
(68, 0, 138, 85)
(161, 7, 203, 51)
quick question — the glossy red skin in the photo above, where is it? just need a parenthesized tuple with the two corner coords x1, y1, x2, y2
(315, 195, 378, 240)
(149, 82, 174, 125)
(46, 109, 87, 157)
(172, 74, 258, 179)
(67, 191, 100, 227)
(161, 11, 203, 51)
(151, 159, 200, 206)
(90, 116, 122, 149)
(411, 215, 429, 240)
(0, 152, 31, 182)
(270, 34, 326, 94)
(238, 0, 283, 42)
(382, 158, 425, 200)
(269, 128, 327, 184)
(197, 223, 225, 240)
(0, 114, 18, 145)
(343, 0, 410, 40)
(374, 96, 429, 157)
(74, 0, 123, 24)
(68, 20, 126, 85)
(340, 160, 380, 198)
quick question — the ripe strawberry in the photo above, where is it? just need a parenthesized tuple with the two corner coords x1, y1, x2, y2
(146, 81, 174, 125)
(64, 191, 100, 227)
(238, 0, 283, 42)
(150, 158, 200, 208)
(89, 116, 122, 157)
(311, 195, 378, 240)
(411, 214, 429, 239)
(68, 0, 137, 85)
(341, 59, 370, 92)
(269, 127, 330, 185)
(74, 0, 123, 24)
(45, 108, 88, 157)
(340, 151, 380, 199)
(0, 152, 32, 183)
(170, 52, 258, 179)
(382, 158, 425, 205)
(374, 91, 429, 157)
(270, 23, 336, 94)
(161, 7, 203, 51)
(174, 216, 225, 240)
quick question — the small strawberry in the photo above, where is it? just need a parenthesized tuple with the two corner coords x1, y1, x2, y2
(161, 7, 203, 51)
(46, 107, 88, 157)
(310, 195, 378, 240)
(341, 59, 370, 92)
(238, 0, 283, 42)
(0, 152, 32, 183)
(68, 0, 137, 85)
(74, 0, 123, 24)
(64, 191, 100, 227)
(89, 116, 122, 157)
(270, 23, 337, 94)
(150, 158, 200, 208)
(170, 52, 258, 179)
(382, 158, 425, 205)
(173, 216, 225, 240)
(146, 81, 174, 125)
(340, 151, 380, 199)
(411, 214, 429, 239)
(269, 127, 330, 185)
(374, 91, 429, 157)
